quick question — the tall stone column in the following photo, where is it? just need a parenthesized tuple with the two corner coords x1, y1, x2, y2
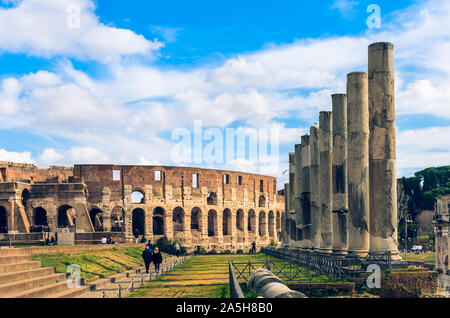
(294, 144, 303, 246)
(309, 126, 321, 251)
(368, 42, 401, 259)
(347, 72, 370, 257)
(282, 183, 289, 247)
(319, 112, 333, 254)
(332, 94, 349, 256)
(300, 135, 311, 250)
(288, 153, 296, 215)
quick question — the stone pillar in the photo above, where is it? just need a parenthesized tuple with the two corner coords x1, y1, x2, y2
(319, 112, 333, 254)
(282, 183, 289, 246)
(300, 135, 311, 250)
(309, 126, 321, 251)
(288, 153, 296, 215)
(332, 94, 349, 256)
(347, 72, 370, 257)
(368, 42, 401, 259)
(294, 144, 303, 245)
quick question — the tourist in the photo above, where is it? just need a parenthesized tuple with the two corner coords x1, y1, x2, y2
(141, 245, 153, 274)
(251, 241, 256, 254)
(174, 242, 181, 258)
(101, 236, 107, 244)
(153, 247, 163, 273)
(140, 235, 147, 244)
(146, 240, 154, 252)
(107, 236, 113, 244)
(134, 228, 140, 244)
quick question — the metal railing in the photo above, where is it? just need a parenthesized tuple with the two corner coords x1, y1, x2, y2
(228, 260, 245, 298)
(261, 247, 392, 280)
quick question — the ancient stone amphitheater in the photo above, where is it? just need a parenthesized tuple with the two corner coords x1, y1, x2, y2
(0, 162, 284, 252)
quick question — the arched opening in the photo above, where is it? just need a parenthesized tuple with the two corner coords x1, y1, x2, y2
(57, 205, 76, 228)
(89, 208, 104, 232)
(207, 192, 217, 205)
(276, 211, 281, 240)
(132, 208, 145, 236)
(268, 210, 275, 237)
(111, 207, 124, 232)
(34, 207, 48, 227)
(259, 211, 266, 237)
(236, 209, 244, 231)
(0, 206, 7, 233)
(131, 190, 145, 204)
(173, 207, 184, 232)
(191, 207, 201, 231)
(208, 210, 217, 236)
(258, 195, 266, 208)
(223, 208, 231, 235)
(248, 209, 256, 232)
(21, 189, 30, 207)
(153, 207, 165, 235)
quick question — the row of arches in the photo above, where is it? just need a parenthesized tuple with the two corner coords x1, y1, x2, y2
(130, 207, 281, 238)
(132, 190, 268, 208)
(0, 203, 281, 238)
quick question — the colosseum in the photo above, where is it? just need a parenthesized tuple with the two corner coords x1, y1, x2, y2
(0, 161, 284, 252)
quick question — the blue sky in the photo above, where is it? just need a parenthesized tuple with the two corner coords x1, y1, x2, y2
(0, 0, 449, 189)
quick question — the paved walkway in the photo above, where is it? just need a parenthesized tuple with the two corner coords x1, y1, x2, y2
(79, 255, 193, 298)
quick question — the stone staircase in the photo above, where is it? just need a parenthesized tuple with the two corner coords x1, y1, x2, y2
(0, 247, 87, 298)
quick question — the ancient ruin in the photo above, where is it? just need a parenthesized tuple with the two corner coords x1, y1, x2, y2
(0, 162, 284, 252)
(434, 194, 450, 292)
(282, 42, 401, 259)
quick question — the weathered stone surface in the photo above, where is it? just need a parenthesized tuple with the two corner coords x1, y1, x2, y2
(0, 163, 284, 252)
(319, 112, 333, 254)
(347, 71, 370, 257)
(300, 135, 311, 249)
(248, 268, 307, 298)
(332, 94, 349, 256)
(368, 42, 400, 259)
(309, 126, 321, 251)
(434, 195, 450, 292)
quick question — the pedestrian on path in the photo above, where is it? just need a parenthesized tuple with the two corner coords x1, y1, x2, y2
(174, 242, 180, 257)
(153, 247, 163, 273)
(142, 245, 153, 274)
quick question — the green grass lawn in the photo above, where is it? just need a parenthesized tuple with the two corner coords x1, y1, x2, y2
(32, 247, 170, 283)
(127, 253, 339, 299)
(402, 252, 435, 265)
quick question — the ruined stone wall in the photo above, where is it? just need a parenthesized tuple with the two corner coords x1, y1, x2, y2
(71, 164, 283, 252)
(434, 195, 450, 292)
(1, 163, 284, 252)
(0, 161, 73, 183)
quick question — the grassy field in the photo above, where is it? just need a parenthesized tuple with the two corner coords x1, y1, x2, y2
(32, 247, 170, 283)
(403, 252, 435, 264)
(127, 253, 338, 298)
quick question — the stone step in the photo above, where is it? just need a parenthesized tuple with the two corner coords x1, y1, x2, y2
(0, 255, 30, 264)
(0, 261, 41, 274)
(44, 284, 92, 298)
(0, 248, 28, 256)
(9, 280, 71, 298)
(0, 267, 55, 284)
(0, 273, 67, 297)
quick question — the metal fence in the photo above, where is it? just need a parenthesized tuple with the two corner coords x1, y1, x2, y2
(228, 260, 245, 298)
(261, 247, 392, 280)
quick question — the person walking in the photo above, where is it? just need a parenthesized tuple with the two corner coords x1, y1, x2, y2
(251, 241, 256, 254)
(153, 247, 163, 274)
(141, 245, 153, 274)
(174, 242, 181, 258)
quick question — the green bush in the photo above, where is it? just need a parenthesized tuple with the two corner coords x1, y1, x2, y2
(155, 236, 187, 255)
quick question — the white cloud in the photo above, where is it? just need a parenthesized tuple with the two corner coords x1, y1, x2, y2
(150, 26, 182, 43)
(0, 0, 163, 62)
(0, 148, 34, 163)
(0, 77, 20, 115)
(330, 0, 359, 18)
